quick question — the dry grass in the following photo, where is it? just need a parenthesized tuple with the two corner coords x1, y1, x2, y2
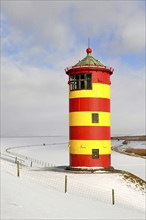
(111, 135, 146, 141)
(125, 148, 146, 156)
(121, 171, 146, 193)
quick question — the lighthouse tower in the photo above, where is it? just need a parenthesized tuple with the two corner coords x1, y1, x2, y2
(65, 48, 114, 169)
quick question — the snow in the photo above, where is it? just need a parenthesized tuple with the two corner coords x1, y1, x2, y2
(111, 140, 146, 179)
(111, 151, 146, 180)
(1, 137, 146, 219)
(112, 140, 146, 150)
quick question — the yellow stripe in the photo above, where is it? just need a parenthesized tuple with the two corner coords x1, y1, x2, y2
(69, 111, 110, 126)
(69, 83, 110, 99)
(69, 140, 111, 155)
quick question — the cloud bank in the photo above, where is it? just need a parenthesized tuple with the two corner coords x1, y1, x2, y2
(1, 0, 145, 136)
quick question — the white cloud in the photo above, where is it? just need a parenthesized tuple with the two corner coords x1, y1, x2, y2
(67, 1, 145, 54)
(1, 1, 145, 136)
(1, 56, 69, 136)
(1, 56, 145, 136)
(1, 0, 145, 56)
(1, 1, 75, 52)
(111, 66, 145, 135)
(121, 18, 145, 53)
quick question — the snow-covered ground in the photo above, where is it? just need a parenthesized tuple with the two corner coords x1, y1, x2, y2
(1, 137, 146, 219)
(112, 139, 146, 149)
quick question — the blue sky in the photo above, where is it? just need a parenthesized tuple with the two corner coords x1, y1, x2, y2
(1, 0, 145, 136)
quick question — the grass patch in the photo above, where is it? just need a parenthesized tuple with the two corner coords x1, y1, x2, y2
(125, 148, 146, 156)
(121, 171, 146, 193)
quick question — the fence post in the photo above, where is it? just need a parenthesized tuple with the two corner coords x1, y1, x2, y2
(65, 175, 67, 193)
(17, 161, 20, 177)
(112, 189, 115, 205)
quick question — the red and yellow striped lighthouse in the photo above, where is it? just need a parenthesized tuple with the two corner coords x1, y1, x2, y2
(65, 47, 114, 169)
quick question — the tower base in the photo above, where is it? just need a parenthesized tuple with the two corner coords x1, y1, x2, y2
(66, 166, 115, 172)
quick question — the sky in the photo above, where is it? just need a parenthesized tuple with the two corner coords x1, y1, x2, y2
(1, 0, 145, 137)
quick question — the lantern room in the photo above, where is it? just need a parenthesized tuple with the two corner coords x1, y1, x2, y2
(65, 47, 114, 169)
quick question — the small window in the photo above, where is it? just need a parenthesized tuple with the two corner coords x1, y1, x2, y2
(81, 74, 85, 80)
(70, 73, 92, 91)
(92, 149, 99, 159)
(92, 113, 99, 123)
(76, 75, 79, 80)
(87, 80, 92, 89)
(81, 81, 85, 89)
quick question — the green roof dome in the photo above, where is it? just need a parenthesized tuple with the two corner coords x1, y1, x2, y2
(74, 48, 105, 67)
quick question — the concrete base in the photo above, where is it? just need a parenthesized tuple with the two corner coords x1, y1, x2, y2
(66, 166, 115, 173)
(38, 165, 115, 174)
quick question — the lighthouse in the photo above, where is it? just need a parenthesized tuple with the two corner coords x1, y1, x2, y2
(65, 47, 114, 169)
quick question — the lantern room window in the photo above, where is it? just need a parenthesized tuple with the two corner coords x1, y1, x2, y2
(70, 74, 92, 91)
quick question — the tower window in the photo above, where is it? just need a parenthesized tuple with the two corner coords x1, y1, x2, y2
(70, 73, 92, 91)
(92, 149, 99, 159)
(92, 113, 99, 123)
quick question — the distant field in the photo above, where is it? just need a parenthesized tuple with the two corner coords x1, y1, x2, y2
(111, 135, 146, 141)
(111, 135, 146, 157)
(125, 148, 146, 156)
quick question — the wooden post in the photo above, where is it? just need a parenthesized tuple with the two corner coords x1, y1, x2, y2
(17, 161, 20, 177)
(112, 189, 115, 205)
(65, 175, 67, 193)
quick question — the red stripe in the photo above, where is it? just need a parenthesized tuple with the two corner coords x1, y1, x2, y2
(70, 154, 111, 168)
(66, 68, 112, 80)
(92, 71, 111, 84)
(67, 70, 111, 85)
(70, 126, 110, 140)
(69, 98, 110, 112)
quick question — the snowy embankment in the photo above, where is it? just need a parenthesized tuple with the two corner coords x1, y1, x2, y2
(112, 139, 146, 157)
(1, 137, 146, 219)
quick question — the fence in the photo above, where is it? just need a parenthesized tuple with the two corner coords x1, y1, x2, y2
(1, 150, 145, 214)
(5, 147, 56, 168)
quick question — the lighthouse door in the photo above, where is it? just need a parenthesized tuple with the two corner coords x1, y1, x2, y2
(92, 149, 99, 159)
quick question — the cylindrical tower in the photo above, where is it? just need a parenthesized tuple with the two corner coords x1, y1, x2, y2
(65, 48, 114, 169)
